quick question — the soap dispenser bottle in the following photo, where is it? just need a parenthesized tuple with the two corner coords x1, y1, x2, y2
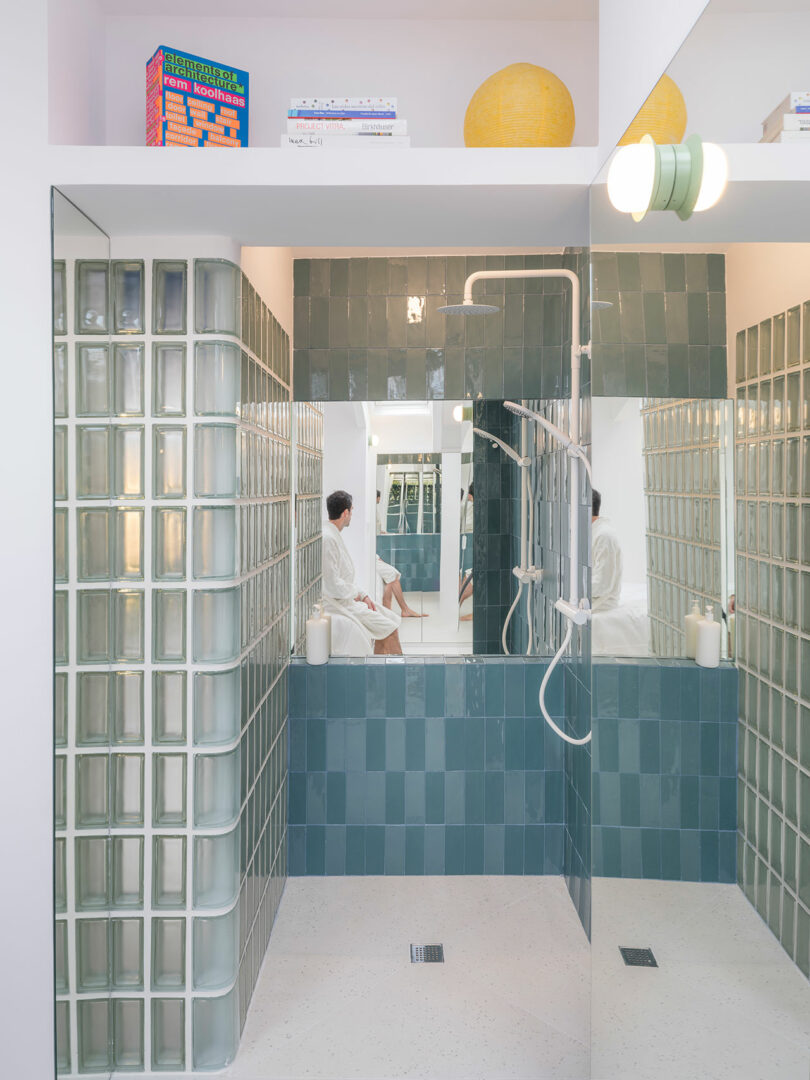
(684, 600, 703, 660)
(695, 606, 721, 669)
(305, 606, 329, 666)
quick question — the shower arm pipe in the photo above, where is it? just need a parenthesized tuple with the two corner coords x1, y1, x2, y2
(471, 428, 531, 468)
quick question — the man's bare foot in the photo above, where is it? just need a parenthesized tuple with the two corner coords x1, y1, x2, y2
(401, 609, 428, 618)
(460, 612, 473, 621)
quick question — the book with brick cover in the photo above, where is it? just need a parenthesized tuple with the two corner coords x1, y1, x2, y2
(147, 46, 249, 148)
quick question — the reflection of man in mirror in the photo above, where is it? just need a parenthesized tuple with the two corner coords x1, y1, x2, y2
(591, 488, 623, 613)
(376, 489, 385, 535)
(322, 490, 403, 655)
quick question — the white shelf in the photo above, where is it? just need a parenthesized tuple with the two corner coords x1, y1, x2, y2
(49, 145, 599, 247)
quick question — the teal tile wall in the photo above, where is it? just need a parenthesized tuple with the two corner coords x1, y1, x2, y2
(376, 535, 441, 592)
(287, 657, 567, 876)
(735, 297, 810, 979)
(292, 253, 588, 401)
(591, 252, 727, 398)
(592, 660, 738, 883)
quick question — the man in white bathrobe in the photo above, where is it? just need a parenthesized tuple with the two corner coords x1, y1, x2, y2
(322, 490, 403, 655)
(591, 488, 623, 613)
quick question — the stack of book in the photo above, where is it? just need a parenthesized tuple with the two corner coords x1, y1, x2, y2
(281, 97, 410, 148)
(761, 92, 810, 143)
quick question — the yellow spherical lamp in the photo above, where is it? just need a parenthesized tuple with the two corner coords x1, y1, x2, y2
(618, 74, 687, 146)
(464, 62, 575, 148)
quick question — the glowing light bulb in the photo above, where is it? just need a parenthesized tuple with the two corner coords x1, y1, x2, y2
(452, 405, 464, 422)
(693, 142, 728, 212)
(607, 138, 656, 216)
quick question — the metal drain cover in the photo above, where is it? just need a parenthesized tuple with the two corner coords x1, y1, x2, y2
(619, 946, 657, 967)
(411, 944, 444, 963)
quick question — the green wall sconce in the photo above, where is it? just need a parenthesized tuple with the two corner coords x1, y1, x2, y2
(607, 134, 729, 222)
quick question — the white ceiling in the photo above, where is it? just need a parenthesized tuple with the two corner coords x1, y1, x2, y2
(98, 0, 597, 19)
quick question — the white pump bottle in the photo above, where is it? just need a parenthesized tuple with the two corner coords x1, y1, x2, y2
(684, 600, 703, 660)
(695, 606, 721, 669)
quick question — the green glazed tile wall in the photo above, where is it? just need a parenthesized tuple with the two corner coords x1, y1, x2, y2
(735, 296, 810, 980)
(54, 257, 292, 1073)
(287, 657, 567, 877)
(592, 660, 738, 883)
(292, 252, 589, 401)
(591, 252, 727, 398)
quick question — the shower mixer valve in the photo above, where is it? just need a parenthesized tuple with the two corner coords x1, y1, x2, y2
(513, 566, 542, 583)
(555, 597, 591, 625)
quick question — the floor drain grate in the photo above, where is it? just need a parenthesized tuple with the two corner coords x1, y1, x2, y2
(411, 944, 444, 963)
(619, 946, 658, 967)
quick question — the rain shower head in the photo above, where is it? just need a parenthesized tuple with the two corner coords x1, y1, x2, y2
(438, 301, 500, 315)
(591, 300, 613, 310)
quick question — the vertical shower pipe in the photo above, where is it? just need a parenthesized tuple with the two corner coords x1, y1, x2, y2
(459, 269, 592, 745)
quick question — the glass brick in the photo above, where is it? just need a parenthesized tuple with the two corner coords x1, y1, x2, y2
(113, 671, 144, 744)
(113, 589, 144, 662)
(153, 754, 187, 826)
(75, 837, 111, 910)
(54, 507, 68, 582)
(153, 835, 187, 908)
(153, 342, 186, 417)
(153, 507, 186, 579)
(153, 426, 187, 498)
(54, 342, 67, 417)
(115, 507, 144, 579)
(54, 590, 68, 665)
(193, 505, 237, 579)
(55, 1000, 70, 1073)
(76, 344, 111, 416)
(194, 424, 238, 497)
(153, 590, 187, 662)
(195, 259, 241, 335)
(55, 837, 67, 912)
(194, 748, 240, 827)
(192, 987, 238, 1070)
(111, 753, 144, 827)
(153, 261, 187, 334)
(153, 670, 187, 744)
(54, 425, 67, 500)
(193, 667, 240, 745)
(53, 261, 66, 335)
(193, 828, 240, 908)
(76, 918, 110, 991)
(77, 509, 111, 580)
(54, 672, 68, 746)
(76, 426, 111, 499)
(54, 755, 66, 829)
(152, 999, 185, 1070)
(78, 1000, 112, 1072)
(192, 907, 238, 990)
(113, 998, 144, 1070)
(112, 260, 145, 334)
(195, 340, 241, 416)
(111, 917, 144, 990)
(152, 918, 186, 990)
(75, 261, 110, 335)
(113, 343, 145, 416)
(75, 753, 110, 828)
(112, 425, 144, 498)
(192, 587, 240, 662)
(112, 835, 144, 908)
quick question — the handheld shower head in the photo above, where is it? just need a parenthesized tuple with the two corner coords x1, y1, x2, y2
(502, 402, 592, 482)
(438, 301, 500, 316)
(472, 427, 529, 467)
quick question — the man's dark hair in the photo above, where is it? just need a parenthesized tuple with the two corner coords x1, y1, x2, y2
(327, 490, 353, 520)
(376, 489, 380, 499)
(467, 483, 474, 497)
(592, 488, 601, 518)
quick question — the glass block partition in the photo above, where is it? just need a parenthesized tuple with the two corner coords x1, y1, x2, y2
(293, 402, 323, 653)
(54, 255, 293, 1072)
(641, 398, 733, 657)
(735, 299, 810, 979)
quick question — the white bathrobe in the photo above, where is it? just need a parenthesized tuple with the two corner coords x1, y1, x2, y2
(322, 522, 401, 641)
(591, 516, 623, 614)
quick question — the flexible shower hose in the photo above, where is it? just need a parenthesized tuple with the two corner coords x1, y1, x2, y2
(538, 620, 592, 746)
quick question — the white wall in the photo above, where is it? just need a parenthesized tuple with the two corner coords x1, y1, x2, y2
(96, 15, 597, 148)
(241, 246, 294, 336)
(48, 0, 106, 143)
(1, 4, 57, 1077)
(323, 403, 374, 592)
(669, 11, 810, 144)
(591, 397, 647, 590)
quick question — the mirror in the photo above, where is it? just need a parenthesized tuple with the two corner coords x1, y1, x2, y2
(311, 400, 475, 656)
(590, 396, 735, 660)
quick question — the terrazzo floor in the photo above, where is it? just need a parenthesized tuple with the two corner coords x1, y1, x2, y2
(130, 876, 810, 1080)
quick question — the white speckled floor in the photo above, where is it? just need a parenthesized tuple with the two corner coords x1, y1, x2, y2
(224, 876, 590, 1080)
(591, 878, 810, 1080)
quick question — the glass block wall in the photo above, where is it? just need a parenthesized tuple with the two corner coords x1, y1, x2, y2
(641, 398, 733, 656)
(735, 298, 810, 979)
(54, 255, 292, 1072)
(294, 402, 323, 654)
